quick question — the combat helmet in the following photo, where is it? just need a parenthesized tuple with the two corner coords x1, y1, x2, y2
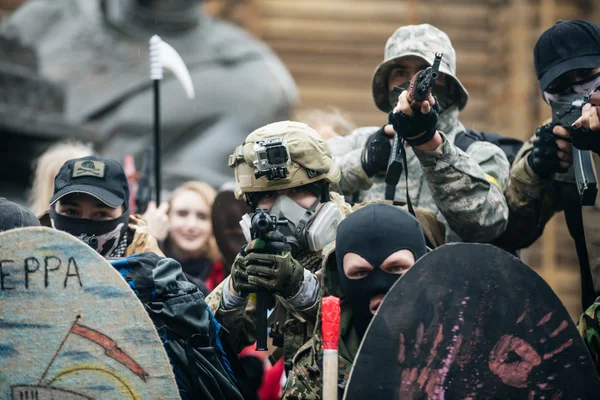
(372, 24, 470, 112)
(228, 121, 340, 204)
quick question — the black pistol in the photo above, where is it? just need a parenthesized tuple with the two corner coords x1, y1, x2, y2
(405, 52, 443, 109)
(550, 92, 599, 206)
(250, 208, 286, 351)
(385, 53, 443, 201)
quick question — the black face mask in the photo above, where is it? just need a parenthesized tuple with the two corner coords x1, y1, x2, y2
(335, 204, 427, 338)
(50, 208, 130, 257)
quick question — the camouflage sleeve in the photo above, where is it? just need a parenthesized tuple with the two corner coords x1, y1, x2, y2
(279, 270, 319, 310)
(281, 338, 322, 400)
(578, 299, 600, 375)
(279, 280, 321, 330)
(413, 132, 510, 242)
(327, 127, 380, 196)
(494, 135, 562, 249)
(205, 280, 257, 353)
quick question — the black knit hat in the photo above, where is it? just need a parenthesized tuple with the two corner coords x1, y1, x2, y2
(534, 20, 600, 91)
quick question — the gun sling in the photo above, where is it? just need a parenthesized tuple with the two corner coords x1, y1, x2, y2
(559, 182, 597, 311)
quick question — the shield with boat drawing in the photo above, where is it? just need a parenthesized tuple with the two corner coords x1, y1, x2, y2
(0, 227, 178, 399)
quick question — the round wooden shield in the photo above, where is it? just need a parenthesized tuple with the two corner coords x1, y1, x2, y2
(345, 243, 600, 400)
(0, 227, 179, 399)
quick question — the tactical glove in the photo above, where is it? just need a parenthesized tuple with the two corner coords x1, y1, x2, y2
(361, 126, 391, 177)
(388, 100, 440, 147)
(570, 124, 600, 154)
(233, 231, 304, 299)
(230, 252, 256, 296)
(528, 122, 569, 179)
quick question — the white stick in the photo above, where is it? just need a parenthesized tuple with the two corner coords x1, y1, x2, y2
(323, 349, 338, 400)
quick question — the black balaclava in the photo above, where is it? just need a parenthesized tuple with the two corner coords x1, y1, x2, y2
(336, 203, 427, 338)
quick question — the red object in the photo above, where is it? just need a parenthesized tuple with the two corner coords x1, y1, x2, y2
(239, 346, 284, 400)
(259, 358, 284, 400)
(321, 296, 341, 350)
(70, 322, 149, 380)
(205, 260, 225, 292)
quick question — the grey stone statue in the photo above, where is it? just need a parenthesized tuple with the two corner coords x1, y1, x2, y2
(0, 0, 297, 202)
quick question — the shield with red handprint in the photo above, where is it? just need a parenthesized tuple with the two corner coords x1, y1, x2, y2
(344, 243, 600, 399)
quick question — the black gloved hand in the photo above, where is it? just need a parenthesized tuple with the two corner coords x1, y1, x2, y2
(527, 122, 569, 178)
(361, 126, 391, 177)
(571, 125, 600, 154)
(388, 100, 440, 147)
(232, 231, 304, 299)
(231, 231, 290, 295)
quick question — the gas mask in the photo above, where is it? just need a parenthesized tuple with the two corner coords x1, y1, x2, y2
(240, 195, 344, 254)
(50, 208, 130, 258)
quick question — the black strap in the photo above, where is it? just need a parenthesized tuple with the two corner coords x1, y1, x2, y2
(559, 182, 596, 311)
(384, 137, 435, 249)
(384, 184, 396, 201)
(399, 140, 416, 217)
(398, 143, 437, 249)
(453, 129, 481, 153)
(454, 129, 524, 166)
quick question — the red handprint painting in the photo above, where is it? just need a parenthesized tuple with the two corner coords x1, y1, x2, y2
(345, 244, 600, 400)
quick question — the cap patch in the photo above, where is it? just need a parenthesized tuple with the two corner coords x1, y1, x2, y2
(73, 160, 105, 178)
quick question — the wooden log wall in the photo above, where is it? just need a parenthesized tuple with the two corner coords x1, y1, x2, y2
(2, 0, 598, 319)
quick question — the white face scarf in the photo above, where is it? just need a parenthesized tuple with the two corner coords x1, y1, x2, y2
(543, 72, 600, 103)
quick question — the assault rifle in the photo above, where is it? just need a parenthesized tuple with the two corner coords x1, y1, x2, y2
(385, 53, 443, 201)
(549, 91, 600, 311)
(250, 208, 286, 351)
(550, 91, 600, 205)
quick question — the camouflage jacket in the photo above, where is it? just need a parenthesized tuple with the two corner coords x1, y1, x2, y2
(328, 108, 510, 243)
(494, 135, 560, 249)
(579, 297, 600, 374)
(281, 208, 446, 399)
(500, 135, 600, 288)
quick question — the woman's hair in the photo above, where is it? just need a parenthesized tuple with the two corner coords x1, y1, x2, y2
(167, 181, 222, 262)
(28, 140, 94, 216)
(294, 107, 356, 140)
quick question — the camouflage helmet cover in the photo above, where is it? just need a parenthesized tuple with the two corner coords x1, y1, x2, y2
(229, 121, 340, 198)
(372, 24, 469, 112)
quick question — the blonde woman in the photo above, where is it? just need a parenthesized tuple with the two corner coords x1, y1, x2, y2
(28, 140, 94, 216)
(145, 181, 224, 294)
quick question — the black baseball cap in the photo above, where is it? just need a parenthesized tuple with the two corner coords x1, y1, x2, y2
(534, 20, 600, 91)
(50, 155, 130, 209)
(0, 198, 41, 231)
